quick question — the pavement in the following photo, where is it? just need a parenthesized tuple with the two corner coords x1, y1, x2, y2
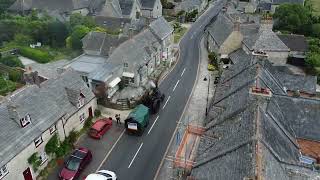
(96, 1, 225, 180)
(18, 56, 36, 66)
(155, 33, 217, 180)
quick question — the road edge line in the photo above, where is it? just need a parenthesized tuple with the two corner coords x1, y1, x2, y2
(96, 129, 125, 171)
(153, 35, 203, 180)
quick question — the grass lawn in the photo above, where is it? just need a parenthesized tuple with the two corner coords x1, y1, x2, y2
(174, 27, 188, 43)
(310, 0, 320, 16)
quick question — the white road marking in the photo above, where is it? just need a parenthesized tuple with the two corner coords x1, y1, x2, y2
(128, 142, 143, 168)
(172, 80, 180, 92)
(96, 129, 125, 171)
(181, 68, 186, 77)
(162, 96, 171, 109)
(147, 116, 160, 135)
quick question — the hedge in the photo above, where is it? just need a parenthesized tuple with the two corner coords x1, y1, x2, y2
(0, 55, 24, 68)
(19, 47, 53, 63)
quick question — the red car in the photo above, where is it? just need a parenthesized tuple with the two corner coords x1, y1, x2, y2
(88, 118, 113, 139)
(59, 147, 92, 180)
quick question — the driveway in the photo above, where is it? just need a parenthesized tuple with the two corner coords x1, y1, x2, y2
(47, 122, 125, 180)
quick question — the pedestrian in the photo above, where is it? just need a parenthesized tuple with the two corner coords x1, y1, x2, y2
(115, 114, 121, 124)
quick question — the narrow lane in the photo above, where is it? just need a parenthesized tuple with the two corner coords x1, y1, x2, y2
(99, 1, 225, 179)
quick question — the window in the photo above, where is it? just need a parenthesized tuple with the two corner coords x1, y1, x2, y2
(34, 136, 43, 147)
(124, 63, 128, 68)
(39, 152, 48, 164)
(0, 165, 8, 179)
(20, 114, 31, 127)
(49, 124, 56, 134)
(79, 113, 85, 123)
(77, 97, 85, 108)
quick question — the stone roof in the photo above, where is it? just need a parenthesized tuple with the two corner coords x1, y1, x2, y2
(191, 57, 320, 179)
(0, 70, 95, 168)
(67, 54, 108, 74)
(277, 34, 309, 52)
(28, 60, 69, 79)
(257, 2, 272, 11)
(119, 0, 134, 16)
(139, 0, 157, 9)
(107, 28, 160, 72)
(149, 17, 174, 41)
(253, 30, 289, 52)
(82, 31, 128, 56)
(175, 0, 202, 12)
(206, 13, 234, 46)
(272, 0, 305, 4)
(9, 0, 102, 13)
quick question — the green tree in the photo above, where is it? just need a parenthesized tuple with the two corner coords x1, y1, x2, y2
(48, 20, 69, 47)
(70, 25, 90, 50)
(13, 34, 33, 45)
(0, 0, 15, 14)
(0, 55, 24, 68)
(306, 52, 320, 67)
(69, 13, 95, 30)
(312, 23, 320, 38)
(273, 4, 312, 35)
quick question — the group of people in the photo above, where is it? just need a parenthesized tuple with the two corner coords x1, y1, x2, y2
(115, 114, 121, 124)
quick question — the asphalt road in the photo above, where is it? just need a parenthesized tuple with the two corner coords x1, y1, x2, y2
(99, 1, 225, 179)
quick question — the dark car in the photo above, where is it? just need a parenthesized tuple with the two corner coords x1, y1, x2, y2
(59, 147, 92, 180)
(88, 118, 113, 139)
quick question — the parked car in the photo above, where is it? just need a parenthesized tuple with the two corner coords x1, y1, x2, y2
(88, 118, 113, 139)
(85, 170, 117, 180)
(59, 148, 92, 180)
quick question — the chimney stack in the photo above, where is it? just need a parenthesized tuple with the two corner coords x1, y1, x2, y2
(233, 17, 241, 31)
(260, 15, 273, 31)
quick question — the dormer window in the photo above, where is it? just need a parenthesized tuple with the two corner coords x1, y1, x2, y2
(77, 93, 85, 108)
(20, 114, 31, 127)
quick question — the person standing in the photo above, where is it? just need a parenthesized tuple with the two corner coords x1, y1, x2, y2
(116, 114, 120, 124)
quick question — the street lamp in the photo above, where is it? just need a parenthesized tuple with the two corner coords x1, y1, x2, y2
(203, 74, 210, 117)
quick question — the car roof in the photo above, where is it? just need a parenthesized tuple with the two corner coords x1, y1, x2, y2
(85, 174, 108, 180)
(71, 149, 87, 159)
(91, 119, 108, 130)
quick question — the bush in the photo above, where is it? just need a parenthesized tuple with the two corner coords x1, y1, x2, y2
(208, 64, 216, 71)
(19, 47, 52, 63)
(27, 152, 42, 172)
(208, 52, 218, 66)
(66, 130, 78, 145)
(55, 141, 72, 158)
(0, 55, 24, 68)
(45, 134, 59, 155)
(9, 70, 22, 82)
(84, 117, 93, 129)
(94, 109, 101, 117)
(0, 76, 16, 95)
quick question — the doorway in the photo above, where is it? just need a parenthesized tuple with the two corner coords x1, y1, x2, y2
(88, 107, 93, 117)
(23, 167, 33, 180)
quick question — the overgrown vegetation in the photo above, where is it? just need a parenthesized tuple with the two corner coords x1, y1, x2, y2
(172, 22, 187, 43)
(208, 52, 218, 71)
(0, 55, 23, 68)
(28, 152, 42, 172)
(161, 0, 175, 9)
(94, 109, 101, 117)
(0, 76, 16, 95)
(273, 3, 320, 83)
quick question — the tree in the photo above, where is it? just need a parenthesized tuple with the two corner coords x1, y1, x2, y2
(70, 25, 90, 50)
(312, 23, 320, 38)
(69, 13, 95, 31)
(0, 0, 15, 14)
(13, 34, 33, 45)
(273, 4, 312, 35)
(306, 52, 320, 68)
(48, 20, 69, 47)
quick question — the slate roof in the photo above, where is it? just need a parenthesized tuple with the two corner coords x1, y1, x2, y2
(253, 30, 289, 52)
(206, 13, 234, 46)
(9, 0, 100, 13)
(28, 60, 69, 79)
(272, 0, 305, 4)
(257, 2, 272, 11)
(67, 54, 108, 74)
(119, 0, 134, 16)
(139, 0, 157, 9)
(0, 70, 95, 168)
(277, 34, 309, 52)
(82, 31, 128, 56)
(175, 0, 202, 12)
(88, 62, 121, 82)
(107, 28, 160, 72)
(191, 57, 320, 179)
(95, 16, 132, 29)
(149, 17, 174, 40)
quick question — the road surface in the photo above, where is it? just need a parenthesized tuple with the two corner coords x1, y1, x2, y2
(99, 1, 225, 179)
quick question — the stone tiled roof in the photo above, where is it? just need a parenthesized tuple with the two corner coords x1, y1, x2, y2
(0, 70, 95, 168)
(253, 30, 289, 52)
(149, 17, 174, 40)
(119, 0, 134, 15)
(139, 0, 157, 9)
(207, 13, 233, 46)
(191, 56, 320, 179)
(9, 0, 101, 13)
(272, 0, 305, 4)
(277, 34, 309, 52)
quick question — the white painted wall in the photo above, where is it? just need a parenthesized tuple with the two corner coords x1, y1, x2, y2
(2, 98, 97, 180)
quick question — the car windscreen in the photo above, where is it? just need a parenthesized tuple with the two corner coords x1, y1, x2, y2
(89, 128, 99, 135)
(66, 157, 81, 171)
(96, 172, 112, 178)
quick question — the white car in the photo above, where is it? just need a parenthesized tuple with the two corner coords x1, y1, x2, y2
(85, 170, 117, 180)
